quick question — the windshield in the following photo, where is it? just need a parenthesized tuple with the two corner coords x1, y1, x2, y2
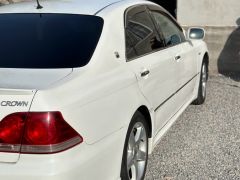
(0, 14, 104, 68)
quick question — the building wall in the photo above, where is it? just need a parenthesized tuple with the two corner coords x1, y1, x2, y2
(177, 0, 240, 26)
(178, 0, 240, 76)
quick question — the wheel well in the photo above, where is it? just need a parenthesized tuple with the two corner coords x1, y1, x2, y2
(203, 53, 209, 70)
(137, 106, 152, 138)
(203, 53, 209, 79)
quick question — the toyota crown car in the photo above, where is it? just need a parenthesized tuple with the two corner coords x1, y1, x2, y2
(0, 0, 209, 179)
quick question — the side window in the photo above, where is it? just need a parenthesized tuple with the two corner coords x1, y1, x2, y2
(151, 11, 185, 47)
(125, 8, 165, 60)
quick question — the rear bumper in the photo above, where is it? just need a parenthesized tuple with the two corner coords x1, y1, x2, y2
(0, 127, 127, 180)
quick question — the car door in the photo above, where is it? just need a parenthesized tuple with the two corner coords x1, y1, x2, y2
(150, 7, 197, 109)
(179, 41, 199, 101)
(149, 8, 198, 107)
(125, 5, 180, 133)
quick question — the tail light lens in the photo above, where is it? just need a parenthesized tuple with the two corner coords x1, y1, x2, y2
(0, 113, 26, 153)
(0, 112, 83, 154)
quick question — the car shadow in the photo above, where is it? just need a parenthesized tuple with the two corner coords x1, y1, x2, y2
(218, 18, 240, 82)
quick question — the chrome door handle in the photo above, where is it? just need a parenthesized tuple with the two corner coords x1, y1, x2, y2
(175, 55, 181, 61)
(141, 70, 150, 77)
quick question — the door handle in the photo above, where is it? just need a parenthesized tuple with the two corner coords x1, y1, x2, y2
(141, 70, 150, 77)
(175, 55, 181, 61)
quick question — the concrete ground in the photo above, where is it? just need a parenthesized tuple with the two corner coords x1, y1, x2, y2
(146, 75, 240, 180)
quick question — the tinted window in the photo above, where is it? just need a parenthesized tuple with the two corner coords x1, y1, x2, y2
(0, 14, 103, 68)
(151, 11, 185, 46)
(126, 9, 164, 60)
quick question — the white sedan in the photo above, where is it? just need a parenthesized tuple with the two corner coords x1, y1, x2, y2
(0, 0, 208, 180)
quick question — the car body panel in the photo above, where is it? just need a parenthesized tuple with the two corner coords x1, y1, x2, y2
(29, 68, 148, 145)
(0, 68, 73, 90)
(0, 0, 122, 15)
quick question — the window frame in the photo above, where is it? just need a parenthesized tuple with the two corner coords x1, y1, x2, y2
(147, 5, 186, 48)
(124, 5, 166, 62)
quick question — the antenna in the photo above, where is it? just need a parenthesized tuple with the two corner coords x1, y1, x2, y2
(36, 0, 43, 9)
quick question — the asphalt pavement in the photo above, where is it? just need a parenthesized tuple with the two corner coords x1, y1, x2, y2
(146, 75, 240, 180)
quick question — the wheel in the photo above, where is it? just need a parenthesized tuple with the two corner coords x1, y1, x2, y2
(193, 61, 208, 105)
(121, 111, 149, 180)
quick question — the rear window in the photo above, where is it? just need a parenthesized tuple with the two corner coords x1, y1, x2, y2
(0, 14, 104, 68)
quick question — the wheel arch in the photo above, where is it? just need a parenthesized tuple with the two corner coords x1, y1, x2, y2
(203, 52, 209, 79)
(203, 52, 209, 69)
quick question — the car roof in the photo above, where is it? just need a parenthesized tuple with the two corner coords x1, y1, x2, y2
(0, 0, 151, 15)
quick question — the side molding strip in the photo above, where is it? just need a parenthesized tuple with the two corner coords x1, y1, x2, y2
(154, 73, 200, 112)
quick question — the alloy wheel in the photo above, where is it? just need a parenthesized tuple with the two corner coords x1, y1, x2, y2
(126, 122, 147, 180)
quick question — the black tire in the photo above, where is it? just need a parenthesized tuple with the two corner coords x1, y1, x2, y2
(192, 61, 208, 105)
(120, 111, 149, 180)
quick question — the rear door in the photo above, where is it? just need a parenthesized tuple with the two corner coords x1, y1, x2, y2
(125, 5, 180, 132)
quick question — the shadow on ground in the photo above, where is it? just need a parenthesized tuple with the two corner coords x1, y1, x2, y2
(218, 18, 240, 82)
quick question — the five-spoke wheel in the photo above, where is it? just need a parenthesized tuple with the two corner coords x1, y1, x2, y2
(121, 112, 149, 180)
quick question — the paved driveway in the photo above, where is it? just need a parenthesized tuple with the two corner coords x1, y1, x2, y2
(146, 76, 240, 179)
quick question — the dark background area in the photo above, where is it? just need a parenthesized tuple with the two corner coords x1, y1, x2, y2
(149, 0, 177, 18)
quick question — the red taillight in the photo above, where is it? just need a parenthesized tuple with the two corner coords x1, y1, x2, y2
(0, 113, 26, 153)
(0, 112, 83, 154)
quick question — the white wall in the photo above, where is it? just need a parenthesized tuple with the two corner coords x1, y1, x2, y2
(177, 0, 240, 26)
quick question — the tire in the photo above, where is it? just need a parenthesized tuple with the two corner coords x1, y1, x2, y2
(120, 111, 149, 180)
(192, 61, 208, 105)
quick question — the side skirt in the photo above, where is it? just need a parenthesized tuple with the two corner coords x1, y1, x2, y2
(148, 94, 196, 154)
